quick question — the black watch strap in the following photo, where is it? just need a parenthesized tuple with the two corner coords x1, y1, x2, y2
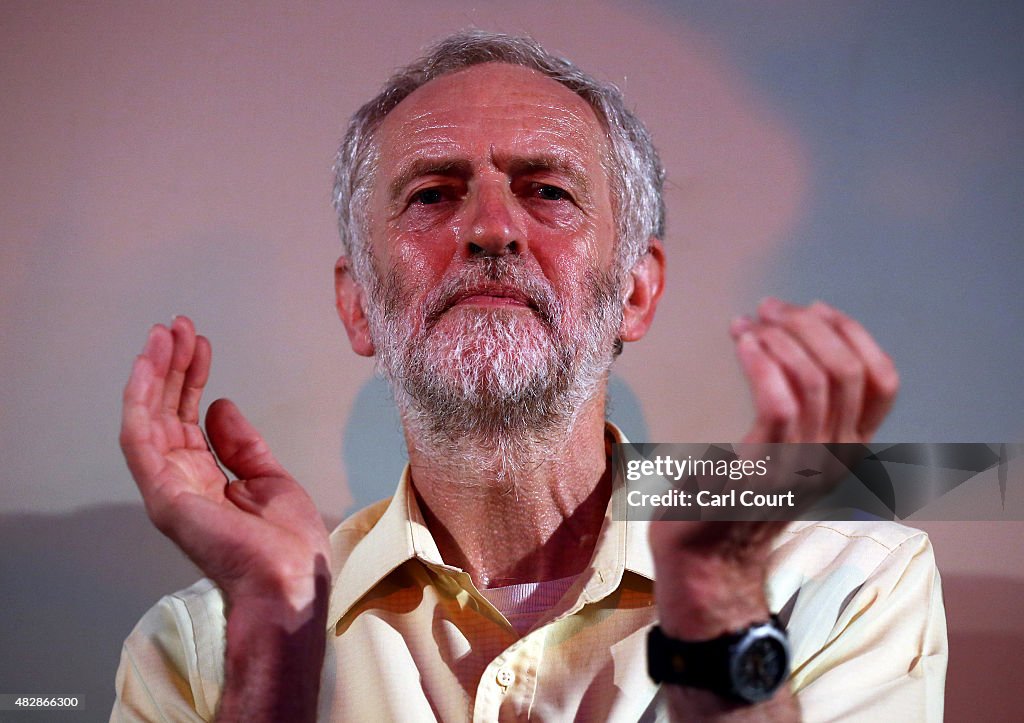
(647, 616, 790, 704)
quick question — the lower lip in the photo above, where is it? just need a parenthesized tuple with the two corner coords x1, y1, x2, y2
(454, 295, 530, 308)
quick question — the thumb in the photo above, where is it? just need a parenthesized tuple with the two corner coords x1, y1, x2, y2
(206, 398, 289, 481)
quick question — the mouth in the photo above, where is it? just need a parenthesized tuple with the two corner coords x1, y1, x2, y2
(422, 272, 554, 332)
(447, 286, 537, 311)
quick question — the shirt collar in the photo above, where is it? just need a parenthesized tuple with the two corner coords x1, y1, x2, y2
(573, 422, 654, 610)
(608, 422, 654, 580)
(326, 466, 428, 630)
(325, 422, 654, 631)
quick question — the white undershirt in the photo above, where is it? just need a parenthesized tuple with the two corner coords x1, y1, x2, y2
(479, 575, 578, 636)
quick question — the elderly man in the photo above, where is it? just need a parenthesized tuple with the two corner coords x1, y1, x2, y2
(113, 32, 946, 721)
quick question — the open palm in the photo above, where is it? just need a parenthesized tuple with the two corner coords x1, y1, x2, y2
(120, 316, 329, 605)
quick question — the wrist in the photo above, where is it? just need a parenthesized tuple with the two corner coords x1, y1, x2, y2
(219, 591, 329, 723)
(225, 587, 329, 632)
(222, 546, 332, 620)
(649, 618, 792, 710)
(654, 554, 770, 639)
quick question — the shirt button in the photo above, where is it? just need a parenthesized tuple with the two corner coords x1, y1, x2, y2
(496, 667, 515, 687)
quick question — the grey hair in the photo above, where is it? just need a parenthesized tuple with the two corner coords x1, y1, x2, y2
(332, 30, 665, 282)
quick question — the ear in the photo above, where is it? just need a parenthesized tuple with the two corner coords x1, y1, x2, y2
(619, 238, 665, 343)
(334, 256, 375, 357)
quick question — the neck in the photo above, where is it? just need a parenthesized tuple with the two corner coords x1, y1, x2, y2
(402, 394, 612, 589)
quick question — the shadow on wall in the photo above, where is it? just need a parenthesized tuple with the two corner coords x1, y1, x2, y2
(0, 504, 343, 721)
(1, 514, 1019, 720)
(0, 504, 203, 720)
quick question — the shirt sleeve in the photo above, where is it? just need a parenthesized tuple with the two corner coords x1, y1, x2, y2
(110, 580, 225, 723)
(787, 527, 948, 722)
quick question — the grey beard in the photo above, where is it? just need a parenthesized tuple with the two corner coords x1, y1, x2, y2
(363, 256, 623, 481)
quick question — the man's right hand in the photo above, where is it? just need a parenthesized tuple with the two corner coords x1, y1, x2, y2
(120, 316, 329, 721)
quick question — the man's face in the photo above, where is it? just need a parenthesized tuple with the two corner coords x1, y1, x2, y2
(360, 63, 623, 437)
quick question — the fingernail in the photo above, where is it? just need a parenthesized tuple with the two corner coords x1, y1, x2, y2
(737, 330, 757, 349)
(730, 315, 753, 337)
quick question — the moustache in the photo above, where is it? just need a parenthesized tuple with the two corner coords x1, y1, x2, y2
(421, 258, 560, 331)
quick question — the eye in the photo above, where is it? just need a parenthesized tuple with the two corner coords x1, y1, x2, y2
(411, 187, 446, 205)
(533, 184, 569, 201)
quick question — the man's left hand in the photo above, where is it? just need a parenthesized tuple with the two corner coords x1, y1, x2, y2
(731, 297, 899, 444)
(649, 299, 898, 718)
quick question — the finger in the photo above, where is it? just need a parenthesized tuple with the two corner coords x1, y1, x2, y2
(139, 324, 173, 416)
(120, 353, 170, 488)
(206, 401, 320, 536)
(735, 331, 800, 443)
(812, 302, 899, 439)
(179, 334, 212, 425)
(755, 325, 829, 440)
(759, 298, 865, 442)
(206, 398, 290, 481)
(729, 314, 755, 339)
(161, 316, 197, 418)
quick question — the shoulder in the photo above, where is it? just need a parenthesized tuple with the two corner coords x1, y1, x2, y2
(779, 519, 930, 550)
(772, 520, 935, 579)
(128, 577, 227, 650)
(112, 578, 226, 720)
(769, 520, 939, 624)
(774, 522, 947, 719)
(112, 499, 398, 720)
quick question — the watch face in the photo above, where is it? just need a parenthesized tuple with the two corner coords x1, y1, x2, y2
(731, 630, 790, 702)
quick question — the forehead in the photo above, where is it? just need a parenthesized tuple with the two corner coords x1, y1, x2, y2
(374, 63, 610, 177)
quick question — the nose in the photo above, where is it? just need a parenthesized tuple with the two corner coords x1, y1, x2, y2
(461, 180, 526, 258)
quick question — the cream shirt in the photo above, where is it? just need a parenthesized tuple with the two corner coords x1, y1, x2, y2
(112, 453, 947, 721)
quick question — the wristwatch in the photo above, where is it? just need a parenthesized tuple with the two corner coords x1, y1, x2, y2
(647, 616, 790, 704)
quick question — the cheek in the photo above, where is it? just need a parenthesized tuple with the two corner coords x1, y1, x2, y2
(532, 226, 611, 292)
(393, 239, 440, 276)
(373, 210, 455, 267)
(388, 204, 463, 257)
(379, 234, 454, 306)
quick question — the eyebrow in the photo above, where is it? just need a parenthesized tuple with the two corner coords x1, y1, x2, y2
(501, 154, 594, 205)
(387, 159, 473, 204)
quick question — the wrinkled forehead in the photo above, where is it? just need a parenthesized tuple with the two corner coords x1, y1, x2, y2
(373, 62, 612, 180)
